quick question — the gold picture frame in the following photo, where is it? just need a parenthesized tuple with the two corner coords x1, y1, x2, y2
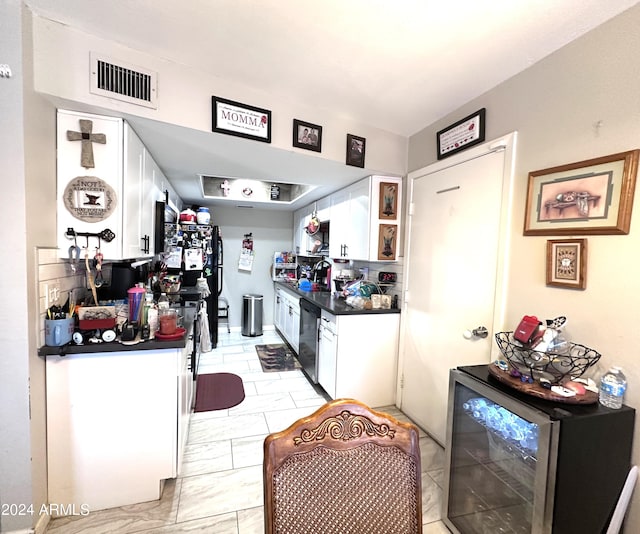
(546, 239, 587, 289)
(524, 150, 639, 235)
(377, 224, 397, 261)
(379, 182, 398, 220)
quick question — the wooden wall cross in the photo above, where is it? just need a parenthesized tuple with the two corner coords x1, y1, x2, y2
(66, 119, 107, 169)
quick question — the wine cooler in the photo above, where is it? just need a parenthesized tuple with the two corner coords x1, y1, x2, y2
(444, 365, 635, 534)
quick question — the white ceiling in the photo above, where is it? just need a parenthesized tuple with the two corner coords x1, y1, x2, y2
(25, 0, 639, 210)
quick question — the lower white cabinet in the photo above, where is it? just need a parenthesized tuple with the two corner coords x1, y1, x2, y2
(317, 311, 400, 407)
(46, 341, 194, 514)
(274, 286, 301, 353)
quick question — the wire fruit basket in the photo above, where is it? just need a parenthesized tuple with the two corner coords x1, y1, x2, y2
(494, 331, 601, 384)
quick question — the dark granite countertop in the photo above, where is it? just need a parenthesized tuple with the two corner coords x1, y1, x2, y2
(38, 309, 195, 357)
(275, 281, 400, 315)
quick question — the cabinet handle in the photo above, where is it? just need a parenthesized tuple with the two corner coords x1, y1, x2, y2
(141, 234, 150, 254)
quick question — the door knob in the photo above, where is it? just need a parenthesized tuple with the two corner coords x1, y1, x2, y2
(463, 326, 488, 339)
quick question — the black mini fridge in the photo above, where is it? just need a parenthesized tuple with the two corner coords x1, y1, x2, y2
(444, 365, 635, 534)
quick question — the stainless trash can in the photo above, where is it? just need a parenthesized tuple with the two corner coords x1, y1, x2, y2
(241, 294, 263, 337)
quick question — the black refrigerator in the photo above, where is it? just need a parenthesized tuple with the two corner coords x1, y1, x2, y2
(444, 365, 635, 534)
(154, 201, 223, 348)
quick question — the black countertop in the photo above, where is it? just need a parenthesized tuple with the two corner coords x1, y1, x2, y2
(275, 281, 401, 315)
(38, 309, 195, 357)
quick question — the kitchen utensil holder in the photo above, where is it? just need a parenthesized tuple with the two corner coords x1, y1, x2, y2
(494, 331, 601, 384)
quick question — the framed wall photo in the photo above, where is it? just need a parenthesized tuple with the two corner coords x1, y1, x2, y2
(379, 182, 398, 219)
(524, 149, 639, 235)
(212, 96, 271, 143)
(377, 224, 397, 260)
(437, 108, 486, 160)
(293, 119, 322, 152)
(546, 239, 587, 289)
(346, 134, 366, 168)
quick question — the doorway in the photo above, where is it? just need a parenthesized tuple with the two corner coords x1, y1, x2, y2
(398, 133, 517, 444)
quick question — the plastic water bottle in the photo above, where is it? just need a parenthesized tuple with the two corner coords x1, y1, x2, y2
(599, 366, 627, 409)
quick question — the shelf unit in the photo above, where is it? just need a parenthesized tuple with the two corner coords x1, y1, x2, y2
(273, 252, 297, 281)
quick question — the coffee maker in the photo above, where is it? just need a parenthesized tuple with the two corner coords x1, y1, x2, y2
(311, 260, 332, 289)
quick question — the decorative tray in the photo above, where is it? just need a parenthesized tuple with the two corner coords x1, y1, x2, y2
(488, 364, 598, 404)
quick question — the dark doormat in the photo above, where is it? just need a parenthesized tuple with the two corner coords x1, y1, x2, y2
(255, 344, 302, 373)
(194, 373, 245, 412)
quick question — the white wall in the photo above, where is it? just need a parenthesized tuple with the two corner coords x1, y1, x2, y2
(409, 4, 640, 530)
(214, 206, 293, 329)
(30, 14, 407, 178)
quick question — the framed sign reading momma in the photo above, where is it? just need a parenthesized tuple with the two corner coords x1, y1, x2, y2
(212, 96, 271, 143)
(524, 150, 639, 236)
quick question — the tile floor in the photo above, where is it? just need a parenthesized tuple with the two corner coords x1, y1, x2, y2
(46, 329, 451, 533)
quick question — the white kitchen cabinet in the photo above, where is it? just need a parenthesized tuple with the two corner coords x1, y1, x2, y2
(57, 109, 165, 260)
(328, 175, 402, 262)
(293, 207, 309, 255)
(274, 285, 301, 353)
(317, 311, 338, 398)
(45, 339, 194, 513)
(317, 311, 400, 407)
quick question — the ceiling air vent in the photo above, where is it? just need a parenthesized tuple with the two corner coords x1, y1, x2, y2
(90, 52, 157, 109)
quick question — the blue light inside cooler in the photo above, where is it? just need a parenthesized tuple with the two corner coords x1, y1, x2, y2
(463, 397, 539, 454)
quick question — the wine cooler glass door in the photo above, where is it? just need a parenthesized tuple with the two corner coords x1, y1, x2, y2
(443, 371, 558, 534)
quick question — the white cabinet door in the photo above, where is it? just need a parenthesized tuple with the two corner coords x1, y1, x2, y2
(290, 304, 301, 353)
(56, 110, 125, 260)
(328, 188, 351, 258)
(334, 314, 399, 407)
(122, 123, 146, 259)
(318, 314, 337, 398)
(346, 179, 371, 260)
(328, 179, 371, 260)
(177, 336, 194, 476)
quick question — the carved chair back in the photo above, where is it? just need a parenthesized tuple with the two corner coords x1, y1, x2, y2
(263, 398, 422, 534)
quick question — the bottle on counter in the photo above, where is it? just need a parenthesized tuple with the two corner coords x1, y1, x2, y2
(157, 292, 170, 310)
(599, 366, 627, 409)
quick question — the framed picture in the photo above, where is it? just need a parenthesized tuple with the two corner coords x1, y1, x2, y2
(346, 134, 366, 168)
(377, 224, 397, 260)
(524, 150, 639, 235)
(212, 96, 271, 143)
(437, 108, 486, 160)
(293, 119, 322, 152)
(546, 239, 587, 289)
(379, 182, 398, 220)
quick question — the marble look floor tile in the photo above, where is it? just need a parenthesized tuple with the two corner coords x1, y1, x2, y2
(188, 413, 268, 444)
(180, 439, 233, 477)
(428, 467, 445, 488)
(228, 392, 296, 416)
(254, 376, 316, 395)
(242, 380, 258, 396)
(46, 479, 181, 534)
(198, 360, 251, 374)
(423, 520, 452, 533)
(237, 506, 264, 534)
(231, 434, 268, 469)
(420, 435, 446, 471)
(263, 406, 326, 433)
(133, 512, 238, 533)
(177, 465, 263, 522)
(421, 471, 444, 524)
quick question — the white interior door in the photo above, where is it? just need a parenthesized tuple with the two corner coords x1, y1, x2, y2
(399, 134, 516, 444)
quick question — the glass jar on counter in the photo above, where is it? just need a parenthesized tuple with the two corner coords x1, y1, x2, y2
(158, 308, 178, 335)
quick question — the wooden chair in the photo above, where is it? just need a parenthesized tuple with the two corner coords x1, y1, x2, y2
(263, 398, 423, 534)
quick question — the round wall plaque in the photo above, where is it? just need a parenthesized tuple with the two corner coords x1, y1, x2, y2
(63, 176, 117, 222)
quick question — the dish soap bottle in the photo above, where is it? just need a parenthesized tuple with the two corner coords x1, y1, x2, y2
(599, 366, 627, 409)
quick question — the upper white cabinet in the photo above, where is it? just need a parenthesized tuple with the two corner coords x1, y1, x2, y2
(57, 109, 169, 260)
(328, 175, 402, 262)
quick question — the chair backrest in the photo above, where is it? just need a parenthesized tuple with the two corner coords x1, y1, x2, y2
(263, 398, 423, 534)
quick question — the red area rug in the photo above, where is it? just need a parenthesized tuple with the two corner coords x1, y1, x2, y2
(194, 372, 245, 412)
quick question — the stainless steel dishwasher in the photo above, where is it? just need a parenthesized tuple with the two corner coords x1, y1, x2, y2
(298, 299, 321, 383)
